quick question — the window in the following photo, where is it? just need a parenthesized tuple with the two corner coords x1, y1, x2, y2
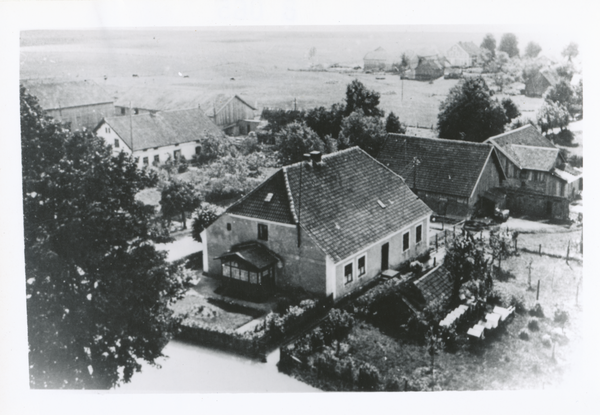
(143, 157, 149, 165)
(174, 149, 181, 160)
(134, 108, 139, 115)
(358, 256, 366, 277)
(105, 127, 111, 133)
(227, 223, 231, 231)
(416, 225, 422, 244)
(120, 107, 126, 115)
(344, 263, 353, 284)
(258, 224, 268, 241)
(154, 155, 160, 164)
(114, 139, 119, 148)
(403, 231, 410, 252)
(195, 146, 202, 155)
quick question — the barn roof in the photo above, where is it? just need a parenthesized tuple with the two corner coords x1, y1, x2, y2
(115, 86, 206, 112)
(458, 41, 481, 57)
(22, 79, 113, 110)
(201, 94, 257, 116)
(510, 145, 559, 171)
(414, 265, 453, 304)
(540, 70, 559, 86)
(227, 147, 432, 263)
(485, 125, 557, 170)
(102, 108, 225, 151)
(364, 47, 389, 61)
(377, 134, 495, 199)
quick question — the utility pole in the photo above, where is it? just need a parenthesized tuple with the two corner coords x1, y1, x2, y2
(129, 101, 134, 165)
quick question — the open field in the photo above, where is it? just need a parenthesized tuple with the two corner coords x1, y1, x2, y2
(20, 29, 547, 130)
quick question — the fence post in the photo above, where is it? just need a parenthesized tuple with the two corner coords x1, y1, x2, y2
(566, 240, 570, 264)
(580, 230, 583, 254)
(539, 244, 542, 256)
(444, 230, 447, 246)
(435, 233, 438, 251)
(434, 256, 437, 267)
(536, 280, 540, 301)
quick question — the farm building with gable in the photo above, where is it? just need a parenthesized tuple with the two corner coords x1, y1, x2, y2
(377, 134, 505, 219)
(22, 79, 114, 131)
(201, 94, 260, 136)
(446, 42, 481, 67)
(414, 56, 445, 81)
(203, 147, 432, 301)
(524, 70, 559, 97)
(113, 86, 206, 116)
(363, 47, 390, 72)
(94, 108, 225, 169)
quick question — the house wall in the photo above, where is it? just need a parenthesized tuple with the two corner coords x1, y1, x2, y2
(205, 213, 328, 297)
(504, 189, 570, 220)
(446, 45, 470, 67)
(469, 154, 503, 210)
(364, 59, 388, 71)
(415, 191, 470, 218)
(46, 102, 114, 130)
(212, 98, 255, 128)
(332, 215, 430, 300)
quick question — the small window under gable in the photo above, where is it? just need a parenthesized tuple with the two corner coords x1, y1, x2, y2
(416, 225, 422, 244)
(264, 193, 274, 202)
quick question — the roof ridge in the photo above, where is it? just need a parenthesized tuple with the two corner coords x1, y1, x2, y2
(225, 169, 284, 214)
(387, 133, 491, 147)
(511, 144, 558, 150)
(485, 124, 535, 142)
(282, 167, 299, 224)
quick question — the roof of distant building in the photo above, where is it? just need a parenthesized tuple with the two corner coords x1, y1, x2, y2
(101, 108, 225, 151)
(364, 47, 389, 61)
(458, 41, 481, 57)
(378, 134, 496, 199)
(115, 86, 206, 112)
(22, 79, 113, 110)
(485, 125, 558, 170)
(227, 147, 432, 263)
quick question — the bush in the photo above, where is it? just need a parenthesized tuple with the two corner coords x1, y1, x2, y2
(554, 307, 570, 328)
(320, 308, 355, 344)
(384, 376, 404, 391)
(335, 357, 358, 385)
(529, 303, 545, 318)
(528, 318, 540, 332)
(238, 135, 261, 155)
(410, 261, 424, 275)
(357, 362, 381, 391)
(519, 330, 530, 341)
(491, 284, 527, 314)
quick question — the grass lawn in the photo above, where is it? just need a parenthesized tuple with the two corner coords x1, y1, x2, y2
(518, 229, 583, 260)
(284, 253, 582, 391)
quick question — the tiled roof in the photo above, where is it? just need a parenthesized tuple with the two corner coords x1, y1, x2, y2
(414, 265, 453, 304)
(511, 145, 559, 171)
(553, 167, 583, 183)
(217, 242, 279, 271)
(486, 125, 558, 170)
(227, 147, 432, 263)
(458, 41, 481, 57)
(115, 86, 206, 112)
(22, 79, 112, 110)
(103, 108, 225, 151)
(377, 134, 494, 198)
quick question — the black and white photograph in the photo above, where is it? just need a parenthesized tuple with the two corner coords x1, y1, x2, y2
(1, 0, 596, 413)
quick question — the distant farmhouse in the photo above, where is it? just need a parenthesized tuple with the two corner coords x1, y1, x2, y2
(115, 87, 258, 136)
(524, 70, 559, 97)
(204, 148, 432, 301)
(446, 42, 481, 67)
(363, 47, 390, 72)
(95, 108, 225, 169)
(22, 79, 113, 130)
(378, 135, 504, 219)
(201, 94, 260, 136)
(485, 124, 583, 206)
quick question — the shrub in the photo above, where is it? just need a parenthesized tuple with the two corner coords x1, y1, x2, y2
(320, 308, 355, 344)
(519, 330, 530, 341)
(357, 362, 381, 391)
(491, 284, 527, 314)
(528, 318, 540, 332)
(541, 334, 553, 348)
(309, 327, 325, 351)
(334, 357, 358, 385)
(529, 303, 545, 318)
(410, 261, 424, 275)
(239, 135, 261, 155)
(384, 376, 403, 391)
(554, 307, 570, 329)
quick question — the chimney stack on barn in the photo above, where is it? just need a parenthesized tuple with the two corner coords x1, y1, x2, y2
(310, 151, 322, 167)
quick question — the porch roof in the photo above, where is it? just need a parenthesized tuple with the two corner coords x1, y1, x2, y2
(216, 243, 279, 271)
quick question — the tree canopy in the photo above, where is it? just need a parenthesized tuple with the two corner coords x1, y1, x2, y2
(21, 85, 191, 389)
(339, 110, 387, 156)
(498, 33, 519, 58)
(344, 79, 384, 117)
(275, 121, 333, 165)
(160, 179, 201, 230)
(536, 101, 570, 134)
(480, 34, 496, 59)
(191, 203, 220, 243)
(385, 111, 406, 134)
(562, 42, 579, 61)
(524, 41, 542, 58)
(437, 78, 510, 142)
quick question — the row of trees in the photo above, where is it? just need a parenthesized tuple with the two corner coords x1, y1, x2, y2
(261, 80, 406, 163)
(481, 33, 579, 62)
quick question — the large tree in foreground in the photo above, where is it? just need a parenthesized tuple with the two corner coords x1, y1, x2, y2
(21, 85, 192, 389)
(437, 78, 509, 142)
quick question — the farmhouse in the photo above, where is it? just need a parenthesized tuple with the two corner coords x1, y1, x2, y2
(94, 108, 225, 169)
(363, 47, 390, 72)
(524, 70, 559, 97)
(377, 134, 505, 219)
(201, 94, 260, 136)
(203, 148, 432, 301)
(22, 79, 113, 130)
(485, 125, 582, 219)
(446, 42, 481, 67)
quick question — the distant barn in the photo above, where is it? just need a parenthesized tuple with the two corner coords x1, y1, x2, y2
(201, 94, 259, 136)
(21, 79, 113, 130)
(414, 57, 444, 81)
(524, 70, 559, 97)
(446, 42, 481, 67)
(363, 47, 390, 72)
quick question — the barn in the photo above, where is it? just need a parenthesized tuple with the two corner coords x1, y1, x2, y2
(446, 42, 481, 67)
(414, 57, 444, 81)
(201, 94, 259, 136)
(114, 86, 206, 116)
(363, 47, 390, 72)
(524, 70, 559, 97)
(21, 79, 113, 130)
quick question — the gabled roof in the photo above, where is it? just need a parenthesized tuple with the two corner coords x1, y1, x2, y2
(227, 147, 432, 263)
(510, 145, 559, 171)
(540, 70, 559, 86)
(217, 242, 280, 271)
(201, 94, 257, 116)
(101, 108, 225, 151)
(364, 47, 389, 61)
(115, 86, 206, 111)
(413, 265, 453, 304)
(377, 134, 495, 198)
(485, 125, 558, 170)
(21, 79, 112, 110)
(458, 41, 481, 57)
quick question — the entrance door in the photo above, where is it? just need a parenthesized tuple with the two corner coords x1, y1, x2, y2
(381, 243, 389, 271)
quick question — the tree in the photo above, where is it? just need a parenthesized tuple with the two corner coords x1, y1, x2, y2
(385, 111, 406, 134)
(191, 133, 234, 166)
(536, 101, 570, 134)
(545, 79, 576, 117)
(555, 62, 575, 82)
(160, 180, 201, 230)
(437, 78, 509, 142)
(502, 98, 521, 122)
(275, 121, 327, 165)
(498, 33, 519, 58)
(21, 85, 191, 389)
(191, 203, 220, 242)
(480, 33, 497, 59)
(524, 41, 542, 58)
(338, 110, 387, 156)
(562, 42, 579, 62)
(344, 79, 384, 117)
(304, 103, 345, 140)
